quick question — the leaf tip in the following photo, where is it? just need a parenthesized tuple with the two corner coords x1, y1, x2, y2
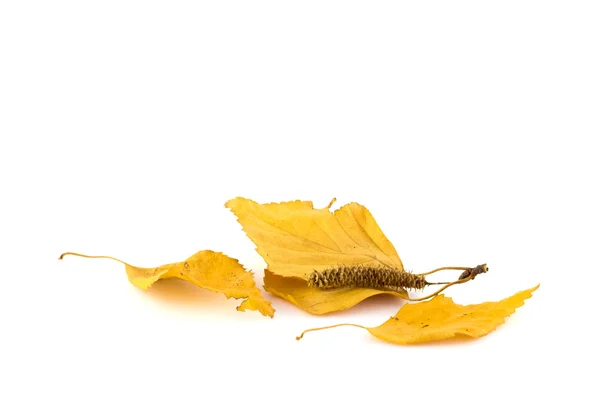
(523, 283, 540, 299)
(521, 283, 540, 298)
(224, 197, 241, 209)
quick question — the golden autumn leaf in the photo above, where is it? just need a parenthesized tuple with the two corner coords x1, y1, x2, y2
(59, 250, 275, 317)
(298, 284, 539, 344)
(226, 197, 410, 314)
(264, 269, 407, 315)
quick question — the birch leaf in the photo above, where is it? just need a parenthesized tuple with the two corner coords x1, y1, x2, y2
(226, 197, 408, 314)
(59, 250, 275, 317)
(298, 284, 539, 344)
(263, 269, 406, 315)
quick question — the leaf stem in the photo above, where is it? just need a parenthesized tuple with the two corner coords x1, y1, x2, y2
(296, 323, 368, 340)
(325, 197, 337, 209)
(420, 266, 472, 276)
(58, 252, 127, 265)
(407, 277, 471, 301)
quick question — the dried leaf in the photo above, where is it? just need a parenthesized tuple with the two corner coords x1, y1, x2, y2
(264, 270, 407, 315)
(59, 250, 275, 317)
(226, 197, 408, 314)
(298, 284, 539, 344)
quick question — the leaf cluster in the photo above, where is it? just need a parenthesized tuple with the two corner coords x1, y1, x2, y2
(60, 197, 538, 345)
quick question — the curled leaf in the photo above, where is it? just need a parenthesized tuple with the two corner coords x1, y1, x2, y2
(226, 197, 408, 314)
(59, 250, 275, 317)
(297, 284, 539, 344)
(264, 270, 407, 315)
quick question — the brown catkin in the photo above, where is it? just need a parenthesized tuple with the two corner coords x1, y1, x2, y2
(307, 265, 426, 291)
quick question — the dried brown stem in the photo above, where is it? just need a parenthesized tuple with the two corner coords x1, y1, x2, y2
(408, 263, 488, 302)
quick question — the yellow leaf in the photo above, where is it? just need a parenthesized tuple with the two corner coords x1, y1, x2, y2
(226, 197, 408, 314)
(59, 250, 275, 318)
(264, 270, 407, 315)
(297, 284, 539, 344)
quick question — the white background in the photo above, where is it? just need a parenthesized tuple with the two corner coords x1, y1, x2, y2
(1, 1, 598, 399)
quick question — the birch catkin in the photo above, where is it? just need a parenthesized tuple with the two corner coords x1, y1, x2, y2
(308, 266, 426, 291)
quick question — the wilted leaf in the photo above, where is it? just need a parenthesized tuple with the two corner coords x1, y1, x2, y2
(226, 197, 408, 314)
(59, 250, 275, 317)
(298, 284, 539, 344)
